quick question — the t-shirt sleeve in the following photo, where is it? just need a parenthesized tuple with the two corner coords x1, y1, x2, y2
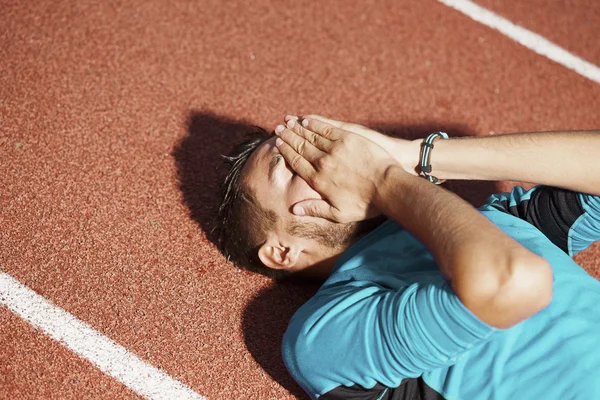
(483, 185, 600, 256)
(282, 281, 497, 398)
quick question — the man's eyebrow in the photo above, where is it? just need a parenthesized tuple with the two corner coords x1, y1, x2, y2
(267, 148, 282, 184)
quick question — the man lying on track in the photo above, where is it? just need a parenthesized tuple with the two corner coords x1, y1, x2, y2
(214, 115, 600, 400)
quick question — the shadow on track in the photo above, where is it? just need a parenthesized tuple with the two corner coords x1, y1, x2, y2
(173, 111, 262, 245)
(243, 281, 320, 399)
(173, 111, 499, 399)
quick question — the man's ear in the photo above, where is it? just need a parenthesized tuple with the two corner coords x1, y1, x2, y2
(258, 236, 301, 271)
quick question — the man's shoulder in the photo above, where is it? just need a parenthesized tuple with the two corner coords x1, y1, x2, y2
(282, 279, 408, 397)
(281, 282, 370, 396)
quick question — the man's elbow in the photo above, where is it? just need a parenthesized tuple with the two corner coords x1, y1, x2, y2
(507, 255, 553, 313)
(458, 254, 553, 329)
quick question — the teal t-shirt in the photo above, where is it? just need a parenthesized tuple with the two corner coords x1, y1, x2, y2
(282, 186, 600, 399)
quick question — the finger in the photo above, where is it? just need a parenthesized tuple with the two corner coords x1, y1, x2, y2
(292, 199, 338, 221)
(302, 115, 345, 128)
(300, 118, 343, 141)
(275, 125, 324, 163)
(286, 118, 332, 152)
(275, 136, 316, 181)
(304, 114, 371, 136)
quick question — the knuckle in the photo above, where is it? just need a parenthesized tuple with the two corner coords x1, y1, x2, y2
(303, 129, 315, 144)
(329, 144, 341, 157)
(311, 176, 324, 191)
(296, 140, 306, 155)
(322, 125, 335, 138)
(297, 124, 307, 136)
(300, 126, 318, 146)
(291, 154, 302, 170)
(307, 205, 319, 216)
(316, 156, 330, 170)
(314, 134, 323, 146)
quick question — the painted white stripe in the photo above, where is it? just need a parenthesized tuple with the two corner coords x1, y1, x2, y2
(436, 0, 600, 84)
(0, 272, 206, 400)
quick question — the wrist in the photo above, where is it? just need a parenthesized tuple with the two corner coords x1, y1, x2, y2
(418, 132, 450, 184)
(391, 138, 422, 176)
(374, 164, 414, 211)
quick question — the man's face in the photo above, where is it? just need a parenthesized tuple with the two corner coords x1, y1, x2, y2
(245, 136, 369, 250)
(241, 136, 383, 274)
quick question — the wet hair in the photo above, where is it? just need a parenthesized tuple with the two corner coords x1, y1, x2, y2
(213, 127, 289, 280)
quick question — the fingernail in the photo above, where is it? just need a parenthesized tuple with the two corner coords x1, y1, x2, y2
(294, 207, 305, 216)
(287, 119, 295, 129)
(302, 119, 309, 127)
(275, 125, 284, 134)
(276, 137, 283, 146)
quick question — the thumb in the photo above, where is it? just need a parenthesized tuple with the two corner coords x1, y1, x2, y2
(292, 199, 336, 220)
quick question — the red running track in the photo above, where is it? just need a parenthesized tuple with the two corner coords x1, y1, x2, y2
(1, 0, 599, 398)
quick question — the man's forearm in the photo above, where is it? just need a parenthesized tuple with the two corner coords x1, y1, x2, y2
(374, 166, 552, 329)
(399, 131, 600, 196)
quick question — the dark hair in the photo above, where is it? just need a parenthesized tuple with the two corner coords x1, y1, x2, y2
(213, 127, 289, 280)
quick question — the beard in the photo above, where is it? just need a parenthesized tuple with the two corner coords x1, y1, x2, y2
(286, 214, 387, 250)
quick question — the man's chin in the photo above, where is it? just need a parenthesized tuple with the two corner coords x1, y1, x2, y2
(287, 215, 386, 249)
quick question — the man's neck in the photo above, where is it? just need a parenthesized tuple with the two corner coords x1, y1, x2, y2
(296, 216, 387, 281)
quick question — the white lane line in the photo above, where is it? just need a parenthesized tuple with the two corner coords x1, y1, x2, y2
(436, 0, 600, 84)
(0, 272, 206, 400)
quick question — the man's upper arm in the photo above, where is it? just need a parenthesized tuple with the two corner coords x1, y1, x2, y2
(282, 282, 497, 398)
(484, 185, 600, 256)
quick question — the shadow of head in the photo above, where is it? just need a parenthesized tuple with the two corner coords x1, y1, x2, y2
(172, 111, 265, 246)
